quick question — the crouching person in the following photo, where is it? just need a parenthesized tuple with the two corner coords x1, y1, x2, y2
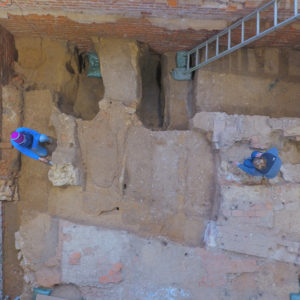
(11, 127, 53, 165)
(233, 147, 281, 179)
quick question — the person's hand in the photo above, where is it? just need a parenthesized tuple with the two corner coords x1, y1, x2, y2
(229, 161, 239, 166)
(39, 157, 50, 164)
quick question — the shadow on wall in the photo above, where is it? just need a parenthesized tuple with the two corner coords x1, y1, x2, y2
(58, 49, 104, 120)
(193, 47, 300, 118)
(136, 44, 165, 130)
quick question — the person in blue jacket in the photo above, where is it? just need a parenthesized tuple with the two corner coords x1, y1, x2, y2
(233, 147, 281, 179)
(11, 127, 53, 165)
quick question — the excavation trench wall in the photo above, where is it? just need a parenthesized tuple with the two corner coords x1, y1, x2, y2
(2, 37, 300, 298)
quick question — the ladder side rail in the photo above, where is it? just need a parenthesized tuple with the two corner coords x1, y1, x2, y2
(295, 0, 298, 16)
(257, 0, 276, 12)
(241, 20, 245, 42)
(257, 10, 260, 34)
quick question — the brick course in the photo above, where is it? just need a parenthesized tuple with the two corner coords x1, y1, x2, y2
(0, 25, 15, 84)
(0, 1, 299, 53)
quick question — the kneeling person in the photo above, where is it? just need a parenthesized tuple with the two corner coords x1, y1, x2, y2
(11, 127, 53, 165)
(235, 147, 281, 179)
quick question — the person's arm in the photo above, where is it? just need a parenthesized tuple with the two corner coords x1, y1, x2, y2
(12, 141, 52, 164)
(237, 163, 262, 176)
(18, 127, 41, 149)
(265, 147, 279, 157)
(12, 141, 40, 160)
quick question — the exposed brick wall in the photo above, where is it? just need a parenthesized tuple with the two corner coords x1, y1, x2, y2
(0, 25, 15, 84)
(4, 0, 298, 18)
(0, 14, 217, 53)
(0, 14, 299, 54)
(0, 0, 263, 18)
(0, 1, 299, 54)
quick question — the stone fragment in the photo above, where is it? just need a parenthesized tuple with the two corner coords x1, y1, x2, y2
(51, 284, 82, 300)
(0, 179, 18, 201)
(217, 184, 300, 264)
(268, 117, 300, 136)
(94, 37, 142, 106)
(281, 163, 300, 182)
(59, 220, 259, 297)
(35, 266, 61, 287)
(48, 163, 80, 186)
(37, 296, 67, 300)
(217, 224, 300, 265)
(16, 213, 59, 274)
(191, 112, 272, 149)
(49, 108, 81, 186)
(68, 252, 81, 265)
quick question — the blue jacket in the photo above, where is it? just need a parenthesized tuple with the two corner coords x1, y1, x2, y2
(238, 147, 281, 179)
(11, 127, 42, 160)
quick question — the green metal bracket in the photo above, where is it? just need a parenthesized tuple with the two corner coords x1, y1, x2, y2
(32, 287, 52, 300)
(171, 51, 192, 81)
(87, 52, 102, 78)
(171, 67, 192, 81)
(176, 51, 188, 68)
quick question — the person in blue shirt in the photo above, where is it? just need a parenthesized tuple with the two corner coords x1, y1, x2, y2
(233, 147, 281, 179)
(11, 127, 53, 165)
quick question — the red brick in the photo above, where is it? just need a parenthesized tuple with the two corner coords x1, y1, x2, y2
(35, 267, 61, 288)
(68, 251, 81, 264)
(0, 25, 15, 84)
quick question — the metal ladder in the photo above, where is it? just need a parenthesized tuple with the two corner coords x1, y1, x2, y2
(172, 0, 300, 79)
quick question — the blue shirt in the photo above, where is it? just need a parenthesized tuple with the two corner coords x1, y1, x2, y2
(238, 147, 282, 179)
(11, 127, 42, 160)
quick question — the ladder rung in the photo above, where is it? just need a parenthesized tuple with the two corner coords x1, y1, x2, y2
(241, 20, 245, 43)
(256, 11, 260, 35)
(274, 0, 278, 26)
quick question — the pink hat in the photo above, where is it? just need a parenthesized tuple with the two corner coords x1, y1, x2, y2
(11, 131, 25, 144)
